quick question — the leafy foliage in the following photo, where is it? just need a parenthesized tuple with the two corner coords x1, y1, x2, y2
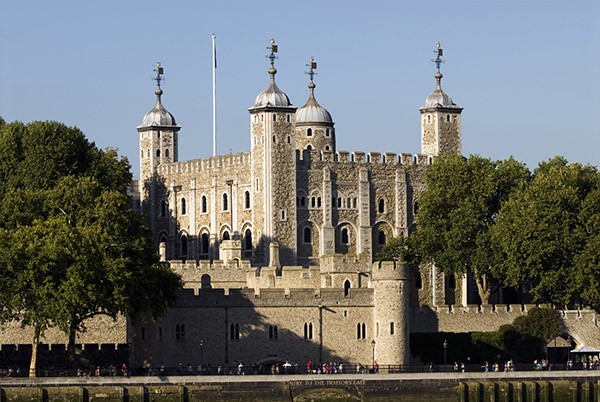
(0, 120, 182, 373)
(491, 157, 600, 306)
(408, 155, 530, 302)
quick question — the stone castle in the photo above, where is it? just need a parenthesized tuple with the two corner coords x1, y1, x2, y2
(1, 42, 598, 370)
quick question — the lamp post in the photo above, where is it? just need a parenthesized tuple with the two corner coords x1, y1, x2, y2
(371, 340, 376, 373)
(443, 339, 448, 372)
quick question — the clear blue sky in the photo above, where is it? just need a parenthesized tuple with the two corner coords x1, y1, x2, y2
(2, 1, 599, 178)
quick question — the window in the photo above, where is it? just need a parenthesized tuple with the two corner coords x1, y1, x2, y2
(156, 149, 161, 157)
(344, 280, 351, 297)
(201, 274, 211, 289)
(415, 274, 422, 289)
(201, 233, 210, 256)
(223, 193, 229, 211)
(303, 227, 312, 244)
(287, 135, 291, 144)
(201, 196, 207, 213)
(269, 325, 278, 339)
(341, 228, 349, 245)
(317, 197, 321, 208)
(273, 114, 276, 122)
(181, 198, 186, 215)
(427, 115, 432, 124)
(161, 200, 167, 217)
(287, 115, 290, 123)
(244, 229, 252, 258)
(311, 197, 316, 208)
(306, 145, 312, 151)
(307, 128, 312, 137)
(446, 114, 451, 122)
(244, 191, 251, 209)
(175, 324, 186, 341)
(378, 198, 385, 213)
(357, 323, 366, 339)
(165, 148, 170, 158)
(304, 323, 313, 340)
(325, 145, 330, 151)
(413, 201, 419, 215)
(353, 198, 357, 208)
(181, 234, 188, 256)
(147, 149, 150, 158)
(337, 197, 342, 208)
(222, 231, 230, 241)
(378, 230, 386, 245)
(300, 196, 306, 207)
(273, 135, 276, 143)
(326, 128, 330, 137)
(281, 210, 286, 220)
(230, 323, 240, 339)
(390, 322, 395, 335)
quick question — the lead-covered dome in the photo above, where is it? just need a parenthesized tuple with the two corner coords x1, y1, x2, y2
(139, 88, 178, 128)
(253, 67, 292, 108)
(423, 71, 460, 109)
(295, 82, 333, 124)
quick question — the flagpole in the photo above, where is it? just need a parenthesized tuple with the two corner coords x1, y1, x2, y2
(212, 33, 217, 157)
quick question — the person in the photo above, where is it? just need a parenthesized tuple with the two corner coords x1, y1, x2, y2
(283, 361, 292, 374)
(460, 362, 465, 373)
(374, 361, 379, 374)
(237, 362, 244, 375)
(453, 362, 459, 372)
(307, 360, 312, 374)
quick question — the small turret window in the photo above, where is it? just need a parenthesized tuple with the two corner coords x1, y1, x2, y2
(447, 114, 451, 122)
(378, 198, 385, 213)
(165, 149, 170, 158)
(326, 129, 330, 137)
(223, 193, 229, 211)
(307, 128, 312, 137)
(325, 145, 330, 151)
(244, 191, 251, 209)
(181, 198, 187, 215)
(273, 114, 276, 122)
(156, 149, 161, 157)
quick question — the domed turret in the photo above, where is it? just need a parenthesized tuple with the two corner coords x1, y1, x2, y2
(296, 82, 333, 124)
(253, 66, 292, 108)
(420, 43, 463, 156)
(295, 57, 335, 154)
(138, 87, 178, 128)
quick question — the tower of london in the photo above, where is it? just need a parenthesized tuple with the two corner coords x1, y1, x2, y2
(131, 40, 462, 368)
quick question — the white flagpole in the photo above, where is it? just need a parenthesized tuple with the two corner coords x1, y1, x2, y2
(212, 33, 217, 157)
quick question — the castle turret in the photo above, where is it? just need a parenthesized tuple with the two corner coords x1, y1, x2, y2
(372, 260, 410, 365)
(137, 62, 180, 232)
(295, 57, 335, 155)
(248, 39, 297, 266)
(420, 43, 462, 156)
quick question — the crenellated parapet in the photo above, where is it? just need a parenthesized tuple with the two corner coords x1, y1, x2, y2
(158, 152, 251, 175)
(295, 149, 436, 167)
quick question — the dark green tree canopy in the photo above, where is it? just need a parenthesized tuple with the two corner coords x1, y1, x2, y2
(408, 155, 530, 303)
(491, 157, 600, 307)
(0, 120, 181, 372)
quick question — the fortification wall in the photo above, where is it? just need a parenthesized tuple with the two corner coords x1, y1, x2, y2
(411, 304, 600, 347)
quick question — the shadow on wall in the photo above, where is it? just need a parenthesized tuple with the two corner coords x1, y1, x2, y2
(130, 287, 352, 373)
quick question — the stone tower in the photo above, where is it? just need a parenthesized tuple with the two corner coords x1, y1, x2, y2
(248, 40, 298, 266)
(294, 57, 335, 155)
(137, 63, 180, 231)
(372, 260, 410, 365)
(420, 43, 462, 156)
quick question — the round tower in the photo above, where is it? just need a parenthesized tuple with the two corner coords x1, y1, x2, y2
(295, 57, 335, 155)
(419, 43, 462, 156)
(372, 260, 410, 365)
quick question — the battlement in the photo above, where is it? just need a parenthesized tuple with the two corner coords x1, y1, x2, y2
(372, 260, 409, 281)
(159, 152, 251, 175)
(169, 258, 252, 272)
(172, 286, 374, 308)
(296, 149, 435, 168)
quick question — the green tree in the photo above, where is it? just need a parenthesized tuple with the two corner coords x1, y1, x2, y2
(0, 120, 182, 376)
(410, 155, 530, 303)
(491, 157, 600, 306)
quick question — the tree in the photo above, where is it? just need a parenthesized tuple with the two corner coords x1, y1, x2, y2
(409, 155, 530, 304)
(0, 120, 182, 376)
(491, 157, 600, 307)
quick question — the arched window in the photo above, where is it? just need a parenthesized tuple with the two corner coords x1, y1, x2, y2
(244, 191, 251, 209)
(317, 197, 321, 208)
(311, 197, 316, 208)
(165, 148, 170, 158)
(181, 198, 186, 215)
(307, 128, 312, 137)
(272, 114, 276, 122)
(353, 198, 357, 208)
(201, 196, 207, 213)
(222, 231, 230, 241)
(269, 325, 278, 339)
(378, 198, 385, 213)
(303, 227, 312, 244)
(356, 323, 361, 339)
(337, 197, 342, 208)
(223, 193, 228, 211)
(378, 230, 386, 245)
(181, 234, 188, 256)
(156, 149, 160, 157)
(201, 274, 212, 289)
(306, 145, 312, 151)
(244, 229, 252, 258)
(341, 228, 349, 244)
(161, 200, 167, 217)
(325, 145, 330, 151)
(447, 114, 451, 122)
(344, 280, 351, 297)
(326, 128, 330, 137)
(201, 233, 210, 256)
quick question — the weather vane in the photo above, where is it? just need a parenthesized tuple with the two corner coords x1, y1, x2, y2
(266, 38, 278, 67)
(152, 61, 165, 88)
(432, 42, 444, 71)
(305, 56, 317, 82)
